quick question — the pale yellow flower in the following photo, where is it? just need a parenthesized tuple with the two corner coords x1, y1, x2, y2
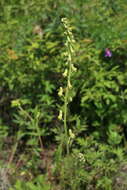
(70, 46, 74, 53)
(68, 81, 72, 89)
(58, 87, 63, 97)
(69, 129, 75, 139)
(71, 64, 77, 72)
(69, 97, 72, 102)
(58, 110, 62, 120)
(11, 99, 21, 107)
(68, 54, 72, 62)
(63, 69, 68, 77)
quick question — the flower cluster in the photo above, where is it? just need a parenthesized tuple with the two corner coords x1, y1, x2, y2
(78, 153, 86, 163)
(58, 18, 77, 121)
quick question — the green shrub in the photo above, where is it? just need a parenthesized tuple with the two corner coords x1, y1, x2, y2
(0, 1, 127, 190)
(9, 175, 51, 190)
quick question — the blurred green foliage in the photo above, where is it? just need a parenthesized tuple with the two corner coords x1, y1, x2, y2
(0, 0, 127, 189)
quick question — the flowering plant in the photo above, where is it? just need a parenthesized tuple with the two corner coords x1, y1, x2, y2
(105, 48, 112, 57)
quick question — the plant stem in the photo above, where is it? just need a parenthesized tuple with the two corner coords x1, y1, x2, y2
(64, 52, 72, 155)
(64, 86, 69, 155)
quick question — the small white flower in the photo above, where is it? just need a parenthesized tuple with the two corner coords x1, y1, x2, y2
(78, 153, 85, 162)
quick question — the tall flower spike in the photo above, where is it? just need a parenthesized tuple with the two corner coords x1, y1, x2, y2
(60, 18, 76, 154)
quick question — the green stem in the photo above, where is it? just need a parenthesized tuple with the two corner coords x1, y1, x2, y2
(64, 85, 69, 154)
(64, 50, 72, 155)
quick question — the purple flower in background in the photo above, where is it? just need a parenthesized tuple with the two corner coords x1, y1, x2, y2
(105, 48, 112, 57)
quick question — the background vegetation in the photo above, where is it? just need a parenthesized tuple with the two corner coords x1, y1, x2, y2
(0, 0, 127, 189)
